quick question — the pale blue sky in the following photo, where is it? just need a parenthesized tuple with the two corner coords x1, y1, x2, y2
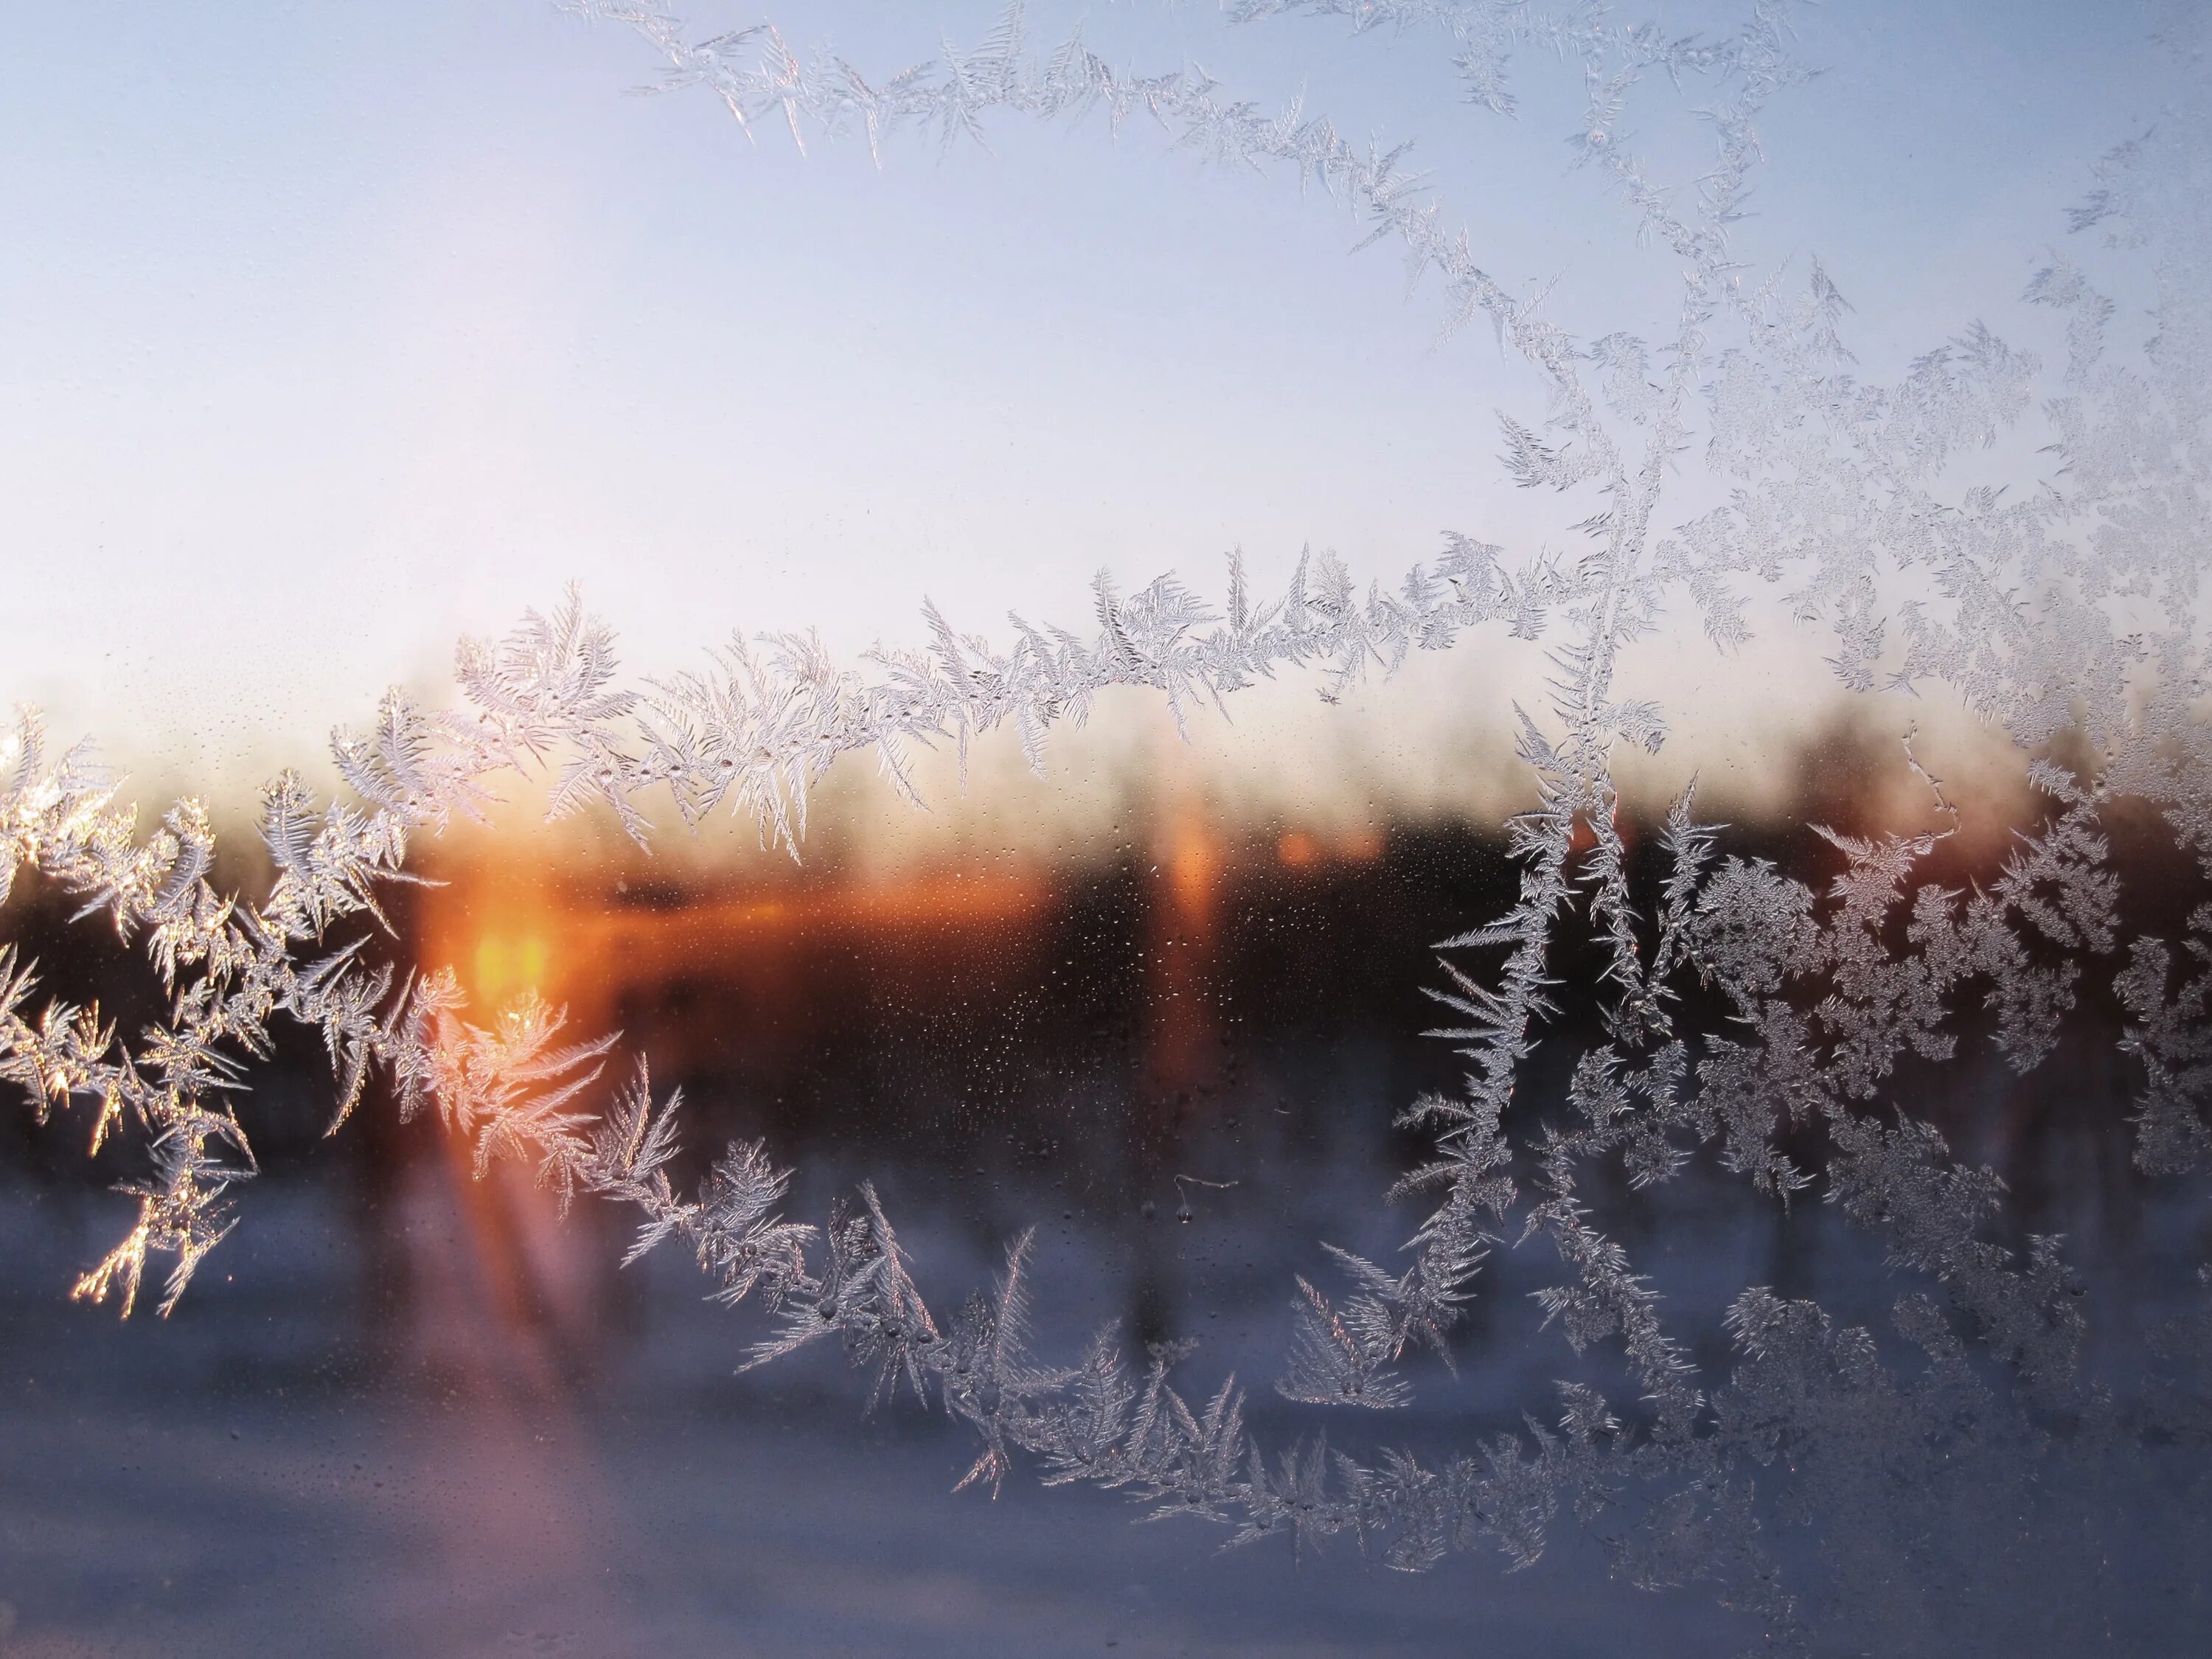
(0, 0, 2186, 795)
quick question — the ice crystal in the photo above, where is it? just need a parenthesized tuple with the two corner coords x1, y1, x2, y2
(6, 1, 2212, 1650)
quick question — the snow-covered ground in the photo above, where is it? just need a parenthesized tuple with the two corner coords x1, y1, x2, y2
(4, 1085, 2207, 1659)
(0, 1164, 1767, 1659)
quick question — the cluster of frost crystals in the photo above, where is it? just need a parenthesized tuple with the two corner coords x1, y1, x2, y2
(459, 552, 1583, 855)
(0, 707, 466, 1313)
(6, 1, 2212, 1650)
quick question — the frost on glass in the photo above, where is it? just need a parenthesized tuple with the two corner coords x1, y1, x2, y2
(4, 1, 2211, 1651)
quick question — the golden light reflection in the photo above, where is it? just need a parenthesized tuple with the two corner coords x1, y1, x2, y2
(418, 858, 1060, 1100)
(1146, 809, 1222, 1109)
(472, 933, 550, 1006)
(422, 854, 1051, 1037)
(1165, 815, 1220, 936)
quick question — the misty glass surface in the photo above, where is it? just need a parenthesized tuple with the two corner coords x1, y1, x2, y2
(4, 4, 2211, 1656)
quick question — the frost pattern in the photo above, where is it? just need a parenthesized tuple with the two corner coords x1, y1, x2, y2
(6, 1, 2212, 1650)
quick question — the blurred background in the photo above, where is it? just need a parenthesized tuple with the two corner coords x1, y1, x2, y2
(4, 710, 2208, 1655)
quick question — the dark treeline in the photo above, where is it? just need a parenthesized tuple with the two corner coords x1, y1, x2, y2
(4, 780, 2200, 1295)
